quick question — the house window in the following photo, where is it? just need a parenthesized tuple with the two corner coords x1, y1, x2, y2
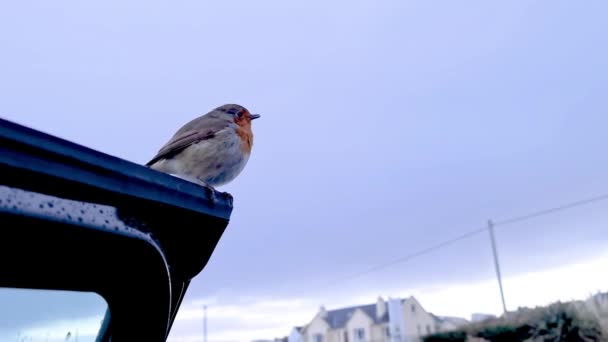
(411, 304, 416, 314)
(385, 326, 390, 337)
(426, 325, 431, 335)
(417, 325, 421, 336)
(313, 333, 323, 342)
(344, 331, 349, 342)
(353, 328, 365, 342)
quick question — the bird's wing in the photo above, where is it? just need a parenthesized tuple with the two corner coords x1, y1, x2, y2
(146, 115, 231, 166)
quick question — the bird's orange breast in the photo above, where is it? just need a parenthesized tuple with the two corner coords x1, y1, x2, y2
(235, 125, 253, 154)
(234, 112, 254, 154)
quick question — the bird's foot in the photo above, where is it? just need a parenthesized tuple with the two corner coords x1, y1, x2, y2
(196, 179, 218, 205)
(168, 173, 199, 183)
(169, 173, 220, 206)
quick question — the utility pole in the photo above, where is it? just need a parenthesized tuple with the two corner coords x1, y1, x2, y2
(488, 220, 507, 315)
(203, 305, 207, 342)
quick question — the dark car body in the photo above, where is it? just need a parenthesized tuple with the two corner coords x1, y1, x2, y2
(0, 118, 232, 341)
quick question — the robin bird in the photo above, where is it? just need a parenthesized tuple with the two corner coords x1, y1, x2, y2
(146, 104, 260, 200)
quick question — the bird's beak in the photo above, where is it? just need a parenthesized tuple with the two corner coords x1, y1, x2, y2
(250, 114, 261, 120)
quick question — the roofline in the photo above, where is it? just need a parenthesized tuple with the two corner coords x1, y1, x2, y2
(350, 307, 375, 323)
(323, 301, 378, 313)
(0, 117, 233, 219)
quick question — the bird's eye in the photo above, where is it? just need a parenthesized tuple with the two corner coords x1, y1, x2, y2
(225, 108, 239, 116)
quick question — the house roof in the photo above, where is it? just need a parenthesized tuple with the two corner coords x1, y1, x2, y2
(430, 313, 444, 324)
(430, 314, 469, 326)
(593, 292, 608, 300)
(323, 303, 389, 329)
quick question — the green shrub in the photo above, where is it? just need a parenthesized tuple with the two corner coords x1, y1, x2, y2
(476, 324, 532, 341)
(422, 331, 467, 342)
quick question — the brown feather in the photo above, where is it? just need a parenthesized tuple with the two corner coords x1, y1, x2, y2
(146, 111, 232, 166)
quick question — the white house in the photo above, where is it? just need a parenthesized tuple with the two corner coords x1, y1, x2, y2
(299, 296, 462, 342)
(289, 326, 304, 342)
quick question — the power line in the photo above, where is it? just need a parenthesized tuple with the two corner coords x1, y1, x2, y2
(316, 191, 608, 290)
(493, 192, 608, 227)
(318, 226, 486, 290)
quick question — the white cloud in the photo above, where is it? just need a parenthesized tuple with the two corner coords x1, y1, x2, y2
(408, 251, 608, 318)
(170, 297, 317, 342)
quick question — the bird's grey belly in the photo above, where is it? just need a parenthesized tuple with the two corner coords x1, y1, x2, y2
(176, 135, 249, 187)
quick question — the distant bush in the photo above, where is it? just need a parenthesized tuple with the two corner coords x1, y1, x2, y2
(475, 324, 532, 341)
(422, 293, 607, 342)
(422, 331, 467, 342)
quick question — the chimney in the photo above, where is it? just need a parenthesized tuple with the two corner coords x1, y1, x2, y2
(319, 305, 328, 318)
(376, 296, 386, 319)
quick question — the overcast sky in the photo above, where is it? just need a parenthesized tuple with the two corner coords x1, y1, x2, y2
(1, 1, 608, 341)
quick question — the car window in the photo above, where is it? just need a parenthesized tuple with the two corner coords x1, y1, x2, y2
(0, 288, 107, 342)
